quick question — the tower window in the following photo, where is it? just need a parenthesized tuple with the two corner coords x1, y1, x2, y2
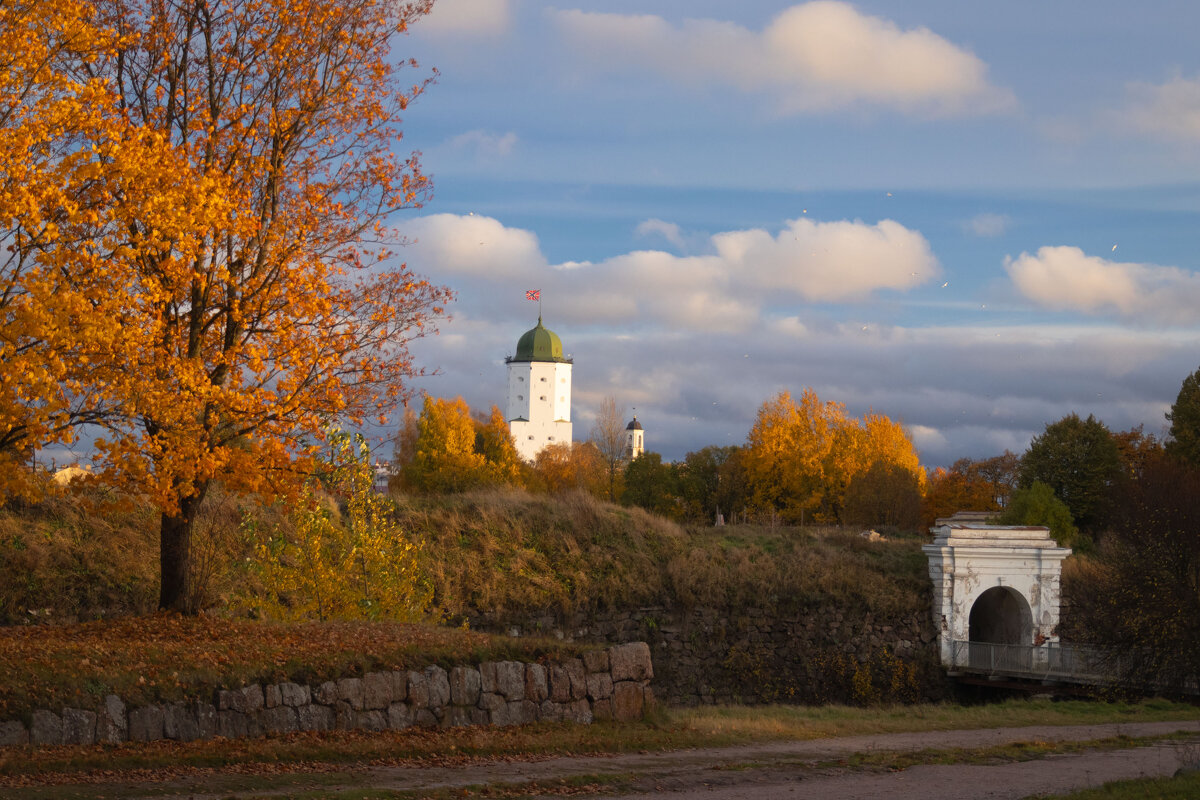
(517, 395, 523, 401)
(540, 377, 547, 382)
(539, 395, 546, 401)
(548, 436, 555, 441)
(518, 377, 524, 382)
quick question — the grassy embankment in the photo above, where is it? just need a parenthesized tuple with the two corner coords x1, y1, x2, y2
(0, 485, 931, 626)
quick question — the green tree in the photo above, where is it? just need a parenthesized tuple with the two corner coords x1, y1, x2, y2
(622, 453, 679, 519)
(1019, 413, 1121, 533)
(1166, 366, 1200, 467)
(996, 481, 1080, 548)
(1063, 454, 1200, 691)
(676, 445, 738, 523)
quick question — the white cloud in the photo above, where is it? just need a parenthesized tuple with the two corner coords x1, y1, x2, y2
(1005, 245, 1200, 325)
(446, 129, 519, 158)
(550, 2, 1015, 116)
(635, 218, 685, 249)
(714, 217, 938, 301)
(397, 214, 546, 278)
(1123, 73, 1200, 142)
(398, 213, 938, 332)
(420, 0, 511, 36)
(963, 213, 1009, 238)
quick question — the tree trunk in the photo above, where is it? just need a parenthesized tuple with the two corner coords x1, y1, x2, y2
(159, 489, 206, 613)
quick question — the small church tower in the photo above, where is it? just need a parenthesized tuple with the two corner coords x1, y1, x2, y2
(506, 316, 572, 462)
(624, 416, 644, 460)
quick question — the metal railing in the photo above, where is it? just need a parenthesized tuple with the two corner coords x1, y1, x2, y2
(948, 641, 1116, 682)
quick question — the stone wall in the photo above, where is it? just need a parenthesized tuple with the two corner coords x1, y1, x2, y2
(0, 642, 654, 747)
(470, 605, 945, 706)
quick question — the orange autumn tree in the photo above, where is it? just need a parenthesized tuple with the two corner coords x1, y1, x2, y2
(0, 2, 132, 494)
(41, 0, 449, 612)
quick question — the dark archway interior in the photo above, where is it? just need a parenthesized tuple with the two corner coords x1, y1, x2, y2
(968, 586, 1032, 644)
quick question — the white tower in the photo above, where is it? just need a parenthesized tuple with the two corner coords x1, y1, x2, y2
(624, 416, 644, 460)
(506, 316, 573, 462)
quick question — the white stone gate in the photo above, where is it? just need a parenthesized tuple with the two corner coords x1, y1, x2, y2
(923, 513, 1071, 673)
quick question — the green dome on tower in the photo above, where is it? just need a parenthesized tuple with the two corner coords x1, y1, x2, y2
(509, 316, 571, 363)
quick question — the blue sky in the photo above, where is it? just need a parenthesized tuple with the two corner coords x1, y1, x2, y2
(386, 0, 1200, 467)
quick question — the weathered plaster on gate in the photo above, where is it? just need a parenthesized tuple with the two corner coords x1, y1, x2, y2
(923, 515, 1071, 666)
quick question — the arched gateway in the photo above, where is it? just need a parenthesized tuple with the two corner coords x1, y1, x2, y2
(923, 512, 1071, 671)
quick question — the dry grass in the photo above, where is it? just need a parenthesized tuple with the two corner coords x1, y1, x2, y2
(395, 489, 930, 622)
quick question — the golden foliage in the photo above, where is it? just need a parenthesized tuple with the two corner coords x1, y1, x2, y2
(743, 390, 925, 524)
(1, 0, 450, 611)
(238, 432, 432, 623)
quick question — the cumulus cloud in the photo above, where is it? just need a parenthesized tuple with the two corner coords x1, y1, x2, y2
(635, 218, 685, 249)
(397, 212, 938, 332)
(1005, 245, 1200, 325)
(396, 214, 546, 279)
(963, 213, 1009, 238)
(446, 129, 519, 159)
(420, 0, 511, 36)
(1123, 73, 1200, 142)
(550, 1, 1014, 116)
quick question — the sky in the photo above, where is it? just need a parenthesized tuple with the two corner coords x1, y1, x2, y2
(383, 0, 1200, 468)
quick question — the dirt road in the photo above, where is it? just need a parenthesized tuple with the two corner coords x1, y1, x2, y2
(120, 719, 1200, 800)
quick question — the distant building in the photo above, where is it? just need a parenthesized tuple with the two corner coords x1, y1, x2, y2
(624, 416, 644, 460)
(506, 316, 573, 462)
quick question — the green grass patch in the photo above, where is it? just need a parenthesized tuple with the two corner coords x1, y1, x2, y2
(1024, 770, 1200, 799)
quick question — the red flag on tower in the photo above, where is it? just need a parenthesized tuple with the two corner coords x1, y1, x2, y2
(525, 289, 541, 301)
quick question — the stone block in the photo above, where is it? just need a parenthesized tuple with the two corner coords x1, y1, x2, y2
(525, 663, 548, 702)
(477, 692, 505, 715)
(548, 664, 572, 702)
(406, 671, 429, 708)
(164, 703, 199, 741)
(449, 666, 481, 707)
(279, 682, 310, 708)
(495, 661, 525, 700)
(30, 710, 61, 745)
(99, 694, 127, 744)
(539, 699, 563, 722)
(564, 698, 593, 724)
(390, 671, 408, 703)
(265, 683, 281, 708)
(585, 672, 613, 701)
(386, 702, 414, 730)
(443, 706, 473, 728)
(363, 672, 391, 710)
(261, 705, 298, 734)
(591, 697, 613, 721)
(217, 684, 264, 714)
(196, 702, 217, 739)
(355, 710, 387, 731)
(479, 661, 499, 693)
(128, 706, 164, 742)
(336, 677, 365, 710)
(564, 658, 587, 700)
(62, 708, 97, 745)
(0, 720, 27, 746)
(611, 681, 645, 722)
(297, 703, 334, 732)
(217, 710, 257, 739)
(609, 642, 653, 682)
(425, 665, 451, 708)
(414, 708, 438, 728)
(313, 681, 339, 705)
(333, 701, 356, 730)
(470, 708, 490, 726)
(582, 649, 609, 674)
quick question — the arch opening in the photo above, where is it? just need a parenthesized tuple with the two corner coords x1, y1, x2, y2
(968, 586, 1033, 645)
